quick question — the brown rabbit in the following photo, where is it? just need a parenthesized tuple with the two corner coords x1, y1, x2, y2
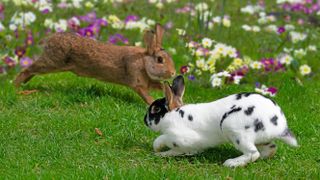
(14, 24, 176, 105)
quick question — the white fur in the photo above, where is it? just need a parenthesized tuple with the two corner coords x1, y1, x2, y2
(148, 93, 298, 167)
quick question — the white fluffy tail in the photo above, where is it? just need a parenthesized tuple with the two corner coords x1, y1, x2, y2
(279, 128, 298, 147)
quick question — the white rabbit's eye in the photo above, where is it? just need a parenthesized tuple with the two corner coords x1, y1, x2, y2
(152, 106, 161, 114)
(157, 56, 164, 64)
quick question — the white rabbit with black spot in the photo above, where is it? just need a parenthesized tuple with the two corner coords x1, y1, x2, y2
(144, 75, 298, 167)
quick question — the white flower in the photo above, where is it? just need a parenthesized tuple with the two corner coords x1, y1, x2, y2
(156, 2, 163, 9)
(196, 59, 206, 68)
(279, 54, 293, 65)
(294, 49, 307, 59)
(85, 1, 94, 8)
(202, 38, 213, 48)
(290, 31, 307, 43)
(250, 61, 262, 69)
(211, 77, 222, 87)
(284, 24, 295, 31)
(176, 28, 186, 36)
(240, 5, 264, 15)
(277, 0, 303, 4)
(307, 45, 317, 51)
(168, 47, 177, 55)
(135, 42, 142, 47)
(299, 64, 311, 76)
(54, 19, 67, 32)
(195, 48, 205, 57)
(195, 2, 208, 12)
(242, 25, 252, 31)
(212, 16, 221, 23)
(216, 71, 231, 77)
(222, 17, 231, 27)
(0, 22, 5, 32)
(252, 26, 261, 32)
(44, 18, 55, 29)
(233, 75, 243, 84)
(264, 25, 277, 33)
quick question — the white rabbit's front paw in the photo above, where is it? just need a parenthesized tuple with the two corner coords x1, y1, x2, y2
(155, 150, 183, 157)
(223, 158, 247, 167)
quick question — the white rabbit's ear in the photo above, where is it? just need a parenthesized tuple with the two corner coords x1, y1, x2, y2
(155, 23, 164, 49)
(144, 30, 157, 55)
(172, 75, 185, 99)
(163, 81, 174, 110)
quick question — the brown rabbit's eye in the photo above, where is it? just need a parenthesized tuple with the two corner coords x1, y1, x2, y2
(157, 57, 164, 64)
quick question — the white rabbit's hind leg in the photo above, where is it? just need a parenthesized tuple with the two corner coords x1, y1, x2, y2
(223, 138, 260, 167)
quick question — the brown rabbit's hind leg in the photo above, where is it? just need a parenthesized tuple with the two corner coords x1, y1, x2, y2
(14, 55, 65, 87)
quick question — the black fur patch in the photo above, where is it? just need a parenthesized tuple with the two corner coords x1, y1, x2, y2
(254, 119, 265, 132)
(144, 98, 168, 126)
(244, 106, 255, 115)
(236, 93, 242, 100)
(270, 115, 278, 126)
(220, 107, 242, 129)
(281, 128, 294, 137)
(236, 139, 240, 145)
(245, 125, 250, 129)
(179, 110, 185, 118)
(188, 114, 193, 121)
(173, 142, 178, 147)
(231, 105, 236, 109)
(269, 144, 276, 148)
(175, 108, 180, 112)
(236, 92, 253, 100)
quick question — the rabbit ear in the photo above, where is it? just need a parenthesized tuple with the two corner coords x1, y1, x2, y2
(155, 23, 164, 49)
(172, 75, 185, 99)
(163, 81, 174, 110)
(144, 30, 157, 55)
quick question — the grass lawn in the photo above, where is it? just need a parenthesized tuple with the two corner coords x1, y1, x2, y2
(1, 0, 320, 179)
(0, 72, 319, 179)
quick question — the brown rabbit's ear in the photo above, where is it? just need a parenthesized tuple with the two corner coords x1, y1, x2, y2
(163, 81, 174, 110)
(155, 23, 165, 49)
(144, 30, 157, 55)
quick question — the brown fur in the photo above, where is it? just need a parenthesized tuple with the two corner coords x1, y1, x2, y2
(14, 24, 176, 105)
(163, 76, 185, 111)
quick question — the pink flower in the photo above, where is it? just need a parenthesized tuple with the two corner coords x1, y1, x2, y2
(180, 66, 189, 74)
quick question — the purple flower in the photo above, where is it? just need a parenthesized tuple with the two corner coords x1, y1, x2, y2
(165, 21, 173, 29)
(41, 9, 50, 14)
(108, 34, 129, 44)
(78, 27, 95, 38)
(277, 26, 285, 34)
(57, 2, 68, 9)
(14, 47, 26, 58)
(267, 87, 278, 95)
(188, 74, 195, 81)
(79, 12, 97, 24)
(95, 18, 108, 26)
(0, 3, 4, 20)
(25, 31, 34, 46)
(255, 82, 261, 88)
(125, 15, 139, 24)
(20, 57, 33, 68)
(3, 56, 16, 68)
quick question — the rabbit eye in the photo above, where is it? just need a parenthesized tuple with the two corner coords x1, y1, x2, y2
(152, 106, 161, 114)
(157, 56, 164, 64)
